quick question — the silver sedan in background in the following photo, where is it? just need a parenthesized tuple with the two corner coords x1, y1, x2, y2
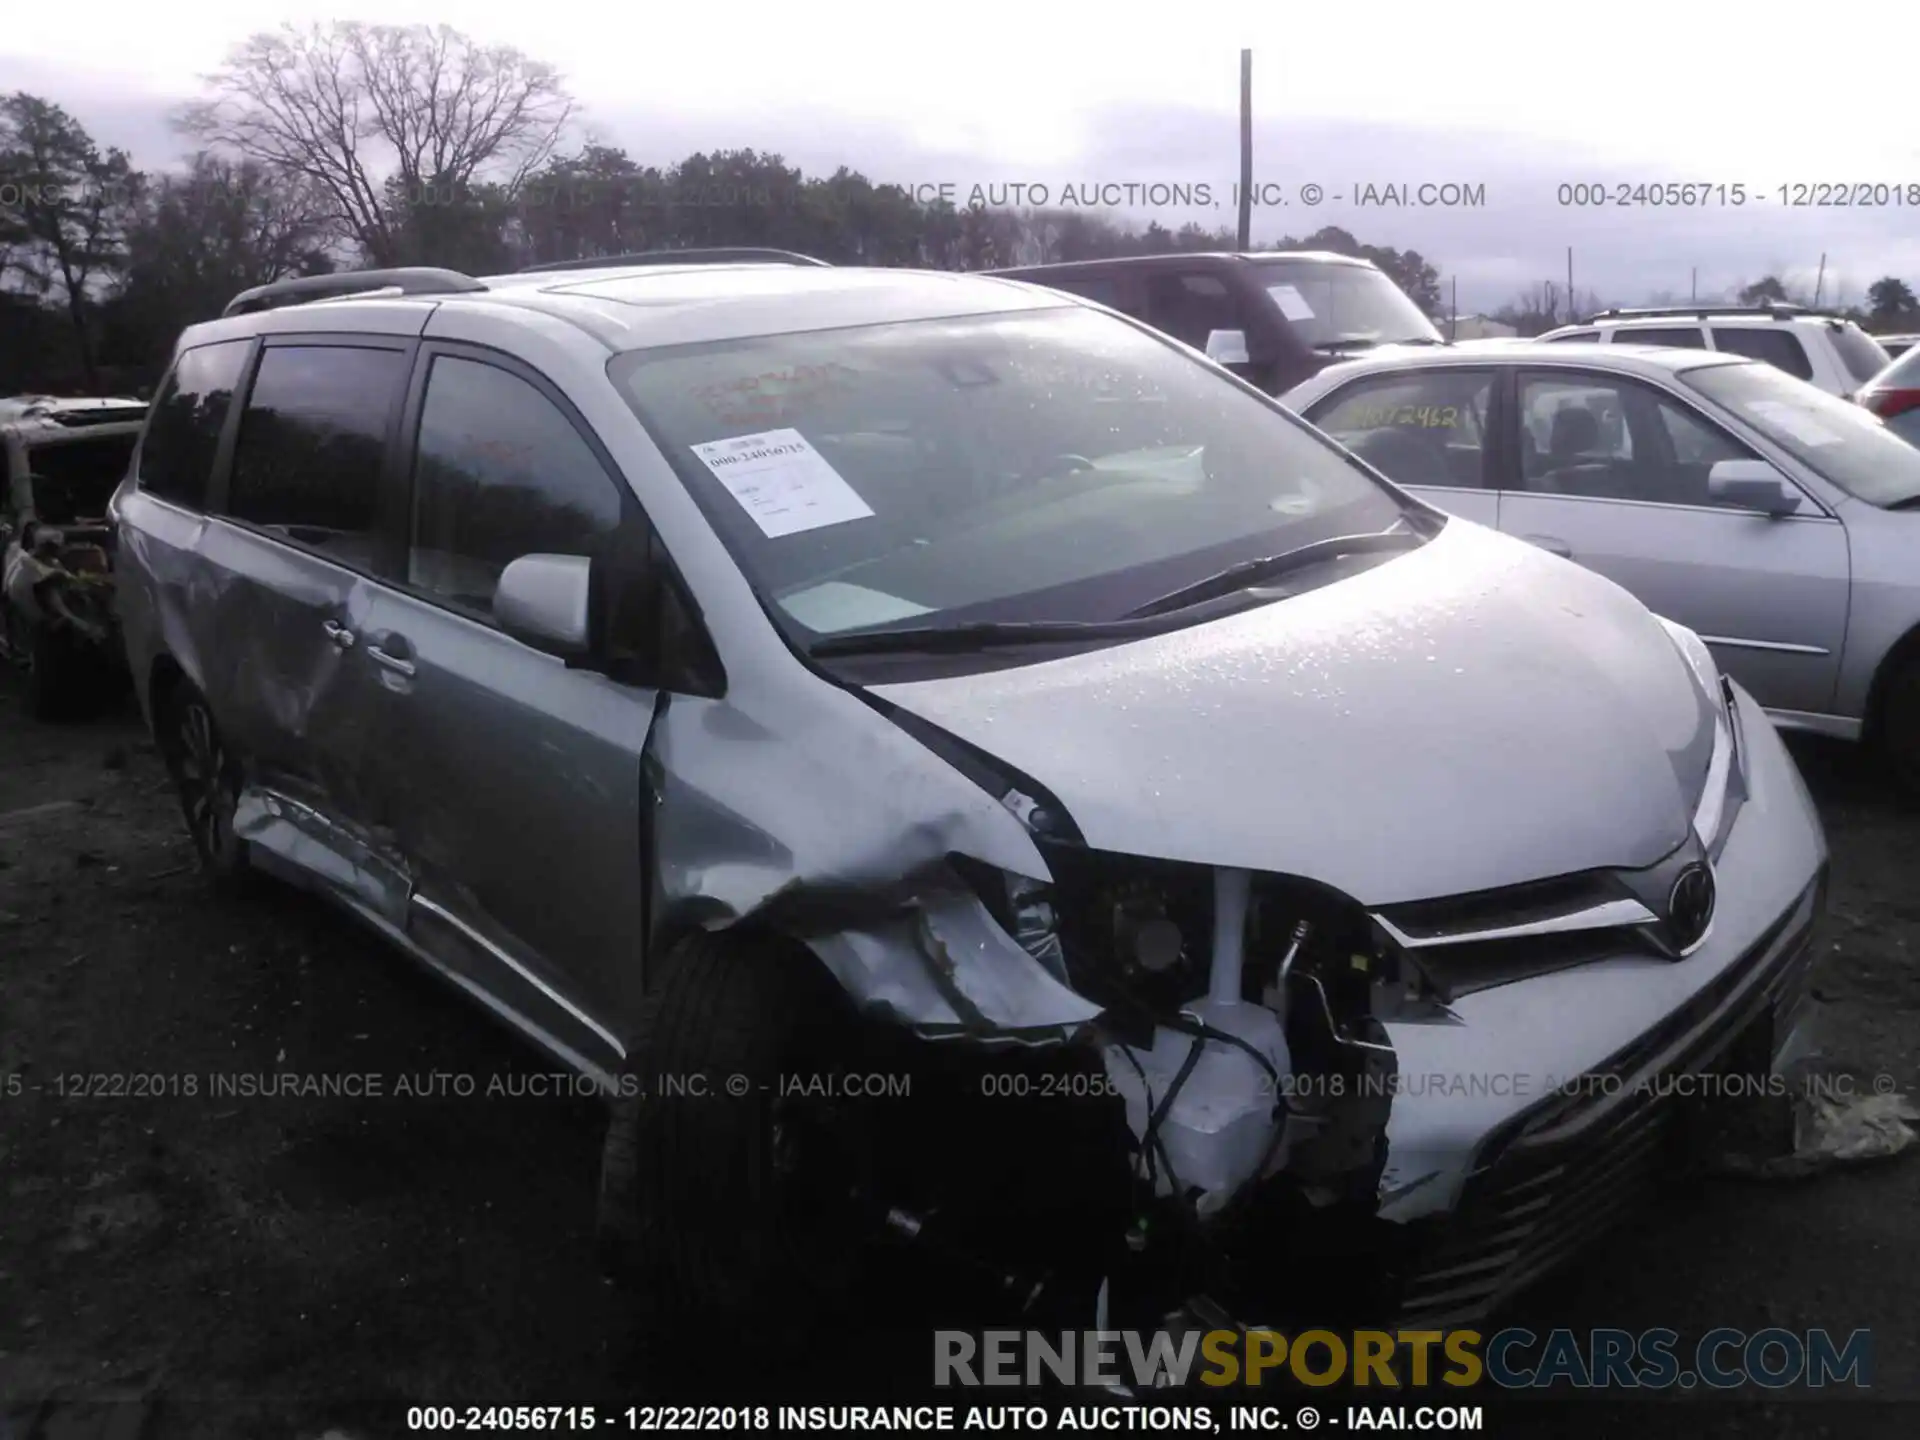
(1283, 342, 1920, 792)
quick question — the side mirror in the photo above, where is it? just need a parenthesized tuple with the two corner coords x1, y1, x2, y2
(1205, 328, 1251, 366)
(494, 553, 592, 657)
(1707, 459, 1799, 516)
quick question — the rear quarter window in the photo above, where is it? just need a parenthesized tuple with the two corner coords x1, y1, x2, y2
(1710, 327, 1815, 381)
(1830, 323, 1891, 384)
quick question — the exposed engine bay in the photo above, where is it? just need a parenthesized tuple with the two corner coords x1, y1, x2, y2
(799, 772, 1427, 1331)
(0, 428, 137, 683)
(2, 520, 118, 649)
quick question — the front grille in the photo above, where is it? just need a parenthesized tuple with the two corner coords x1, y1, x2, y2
(1395, 870, 1823, 1329)
(1371, 841, 1720, 997)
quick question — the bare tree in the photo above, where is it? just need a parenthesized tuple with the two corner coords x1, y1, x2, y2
(122, 154, 332, 312)
(177, 22, 573, 266)
(0, 92, 141, 387)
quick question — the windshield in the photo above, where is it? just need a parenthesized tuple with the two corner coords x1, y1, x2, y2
(1682, 360, 1920, 508)
(1254, 259, 1443, 349)
(1830, 323, 1890, 385)
(611, 307, 1411, 653)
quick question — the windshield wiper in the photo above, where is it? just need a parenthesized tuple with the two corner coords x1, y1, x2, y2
(1312, 337, 1381, 353)
(809, 617, 1137, 658)
(1119, 528, 1425, 621)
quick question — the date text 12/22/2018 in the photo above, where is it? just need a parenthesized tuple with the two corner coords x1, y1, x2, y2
(1558, 181, 1920, 207)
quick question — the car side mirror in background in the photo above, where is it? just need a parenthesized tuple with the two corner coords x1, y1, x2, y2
(1707, 459, 1799, 516)
(1205, 329, 1251, 366)
(494, 553, 592, 657)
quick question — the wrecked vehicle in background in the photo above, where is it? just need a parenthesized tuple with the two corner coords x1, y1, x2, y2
(1, 398, 147, 718)
(111, 257, 1827, 1340)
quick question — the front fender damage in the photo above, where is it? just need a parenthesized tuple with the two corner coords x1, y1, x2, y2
(638, 691, 1397, 1321)
(640, 689, 1094, 1039)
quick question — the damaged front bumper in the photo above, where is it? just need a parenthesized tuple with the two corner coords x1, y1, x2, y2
(766, 683, 1826, 1327)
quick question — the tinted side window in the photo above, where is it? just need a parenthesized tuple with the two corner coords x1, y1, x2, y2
(1711, 327, 1814, 380)
(1618, 327, 1707, 349)
(407, 356, 626, 623)
(1309, 370, 1494, 489)
(137, 339, 251, 509)
(1144, 271, 1242, 348)
(1545, 330, 1599, 343)
(226, 345, 406, 562)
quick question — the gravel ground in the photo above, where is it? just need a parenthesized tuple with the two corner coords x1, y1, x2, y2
(1, 678, 1918, 1438)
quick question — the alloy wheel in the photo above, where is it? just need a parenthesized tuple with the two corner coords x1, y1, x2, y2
(172, 696, 237, 867)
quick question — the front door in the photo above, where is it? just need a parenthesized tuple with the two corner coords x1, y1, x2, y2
(352, 344, 661, 1070)
(1497, 368, 1850, 716)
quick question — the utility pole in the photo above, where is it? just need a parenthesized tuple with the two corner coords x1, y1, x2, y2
(1813, 253, 1827, 307)
(1237, 49, 1253, 251)
(1451, 276, 1458, 341)
(1567, 247, 1575, 321)
(1691, 267, 1697, 302)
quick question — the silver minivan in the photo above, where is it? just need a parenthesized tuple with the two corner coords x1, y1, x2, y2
(113, 261, 1826, 1335)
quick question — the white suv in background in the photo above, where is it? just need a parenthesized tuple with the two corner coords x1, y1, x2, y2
(1538, 305, 1889, 397)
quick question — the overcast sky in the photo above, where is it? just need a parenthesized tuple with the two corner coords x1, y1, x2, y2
(7, 2, 1920, 309)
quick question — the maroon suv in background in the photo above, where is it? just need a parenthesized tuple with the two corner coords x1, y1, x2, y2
(991, 250, 1444, 397)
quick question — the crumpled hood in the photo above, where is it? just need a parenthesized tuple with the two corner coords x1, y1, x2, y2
(871, 519, 1715, 906)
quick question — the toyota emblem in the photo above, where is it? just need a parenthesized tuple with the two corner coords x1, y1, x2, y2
(1667, 863, 1716, 952)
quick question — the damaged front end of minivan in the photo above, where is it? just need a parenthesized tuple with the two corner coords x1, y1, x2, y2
(635, 693, 1438, 1330)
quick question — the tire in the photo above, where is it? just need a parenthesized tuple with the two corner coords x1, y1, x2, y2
(155, 682, 251, 892)
(598, 929, 875, 1339)
(1880, 655, 1920, 800)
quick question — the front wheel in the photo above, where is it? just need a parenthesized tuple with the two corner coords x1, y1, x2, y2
(1880, 655, 1920, 800)
(156, 683, 251, 890)
(598, 929, 878, 1339)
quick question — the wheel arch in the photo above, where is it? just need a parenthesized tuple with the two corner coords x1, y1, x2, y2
(1861, 620, 1920, 747)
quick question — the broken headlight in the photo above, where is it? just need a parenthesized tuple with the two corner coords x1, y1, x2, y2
(1655, 615, 1743, 853)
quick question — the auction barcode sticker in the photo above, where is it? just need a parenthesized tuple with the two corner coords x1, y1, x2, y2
(690, 428, 875, 538)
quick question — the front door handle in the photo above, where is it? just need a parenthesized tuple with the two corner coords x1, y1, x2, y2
(322, 619, 356, 649)
(1521, 534, 1573, 557)
(366, 634, 415, 678)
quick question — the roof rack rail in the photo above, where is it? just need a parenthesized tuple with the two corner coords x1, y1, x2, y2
(223, 267, 487, 318)
(519, 247, 831, 273)
(1583, 302, 1842, 323)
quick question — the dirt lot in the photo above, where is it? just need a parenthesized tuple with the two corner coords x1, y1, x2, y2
(2, 675, 1919, 1438)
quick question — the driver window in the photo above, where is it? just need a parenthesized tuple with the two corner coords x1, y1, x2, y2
(408, 355, 636, 631)
(1308, 370, 1493, 488)
(1519, 373, 1760, 508)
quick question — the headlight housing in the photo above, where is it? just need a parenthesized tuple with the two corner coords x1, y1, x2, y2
(1654, 615, 1743, 853)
